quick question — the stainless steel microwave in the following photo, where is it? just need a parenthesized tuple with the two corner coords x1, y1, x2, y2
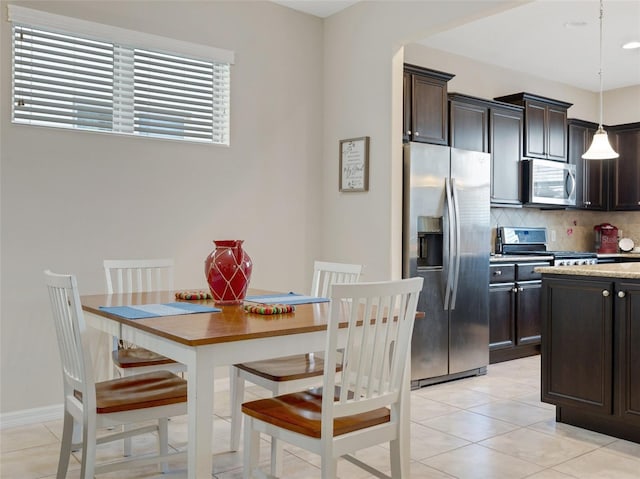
(522, 159, 576, 206)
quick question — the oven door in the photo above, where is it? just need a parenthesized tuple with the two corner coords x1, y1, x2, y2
(523, 159, 576, 206)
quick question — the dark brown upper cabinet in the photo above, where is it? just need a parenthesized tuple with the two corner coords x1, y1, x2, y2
(448, 94, 489, 152)
(404, 64, 454, 145)
(447, 93, 523, 206)
(495, 92, 572, 162)
(567, 120, 639, 212)
(568, 119, 609, 210)
(490, 104, 524, 206)
(609, 123, 640, 211)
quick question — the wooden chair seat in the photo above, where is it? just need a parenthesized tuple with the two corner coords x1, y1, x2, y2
(235, 354, 341, 382)
(112, 347, 177, 369)
(242, 387, 389, 438)
(74, 370, 187, 414)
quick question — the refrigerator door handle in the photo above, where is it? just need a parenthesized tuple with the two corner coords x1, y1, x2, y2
(444, 177, 455, 311)
(450, 177, 461, 310)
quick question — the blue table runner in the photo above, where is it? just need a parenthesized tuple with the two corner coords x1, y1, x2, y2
(99, 302, 221, 319)
(244, 293, 329, 305)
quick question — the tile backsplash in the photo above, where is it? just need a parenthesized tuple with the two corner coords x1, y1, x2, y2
(490, 208, 640, 253)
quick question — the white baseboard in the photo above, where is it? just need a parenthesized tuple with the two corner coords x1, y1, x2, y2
(1, 377, 231, 430)
(0, 404, 64, 430)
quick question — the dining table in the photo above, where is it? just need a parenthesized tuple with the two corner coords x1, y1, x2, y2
(80, 288, 416, 478)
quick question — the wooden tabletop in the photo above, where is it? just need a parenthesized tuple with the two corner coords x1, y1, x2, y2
(81, 290, 333, 347)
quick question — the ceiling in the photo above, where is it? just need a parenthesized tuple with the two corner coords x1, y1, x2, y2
(272, 0, 361, 18)
(271, 1, 640, 92)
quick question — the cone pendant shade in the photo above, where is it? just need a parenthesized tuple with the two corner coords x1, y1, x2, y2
(582, 127, 619, 160)
(582, 0, 618, 160)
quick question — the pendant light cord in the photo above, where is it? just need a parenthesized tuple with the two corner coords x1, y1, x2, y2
(582, 0, 618, 159)
(598, 0, 604, 128)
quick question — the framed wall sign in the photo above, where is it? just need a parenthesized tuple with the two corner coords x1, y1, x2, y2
(339, 136, 369, 192)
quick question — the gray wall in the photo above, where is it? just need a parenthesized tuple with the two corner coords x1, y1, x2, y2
(1, 0, 324, 413)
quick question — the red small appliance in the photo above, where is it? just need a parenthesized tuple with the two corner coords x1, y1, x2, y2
(594, 223, 619, 253)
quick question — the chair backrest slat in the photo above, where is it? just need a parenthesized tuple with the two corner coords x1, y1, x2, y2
(322, 277, 422, 433)
(104, 259, 174, 294)
(311, 261, 362, 297)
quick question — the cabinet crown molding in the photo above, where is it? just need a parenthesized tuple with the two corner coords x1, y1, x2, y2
(404, 63, 455, 82)
(449, 92, 524, 111)
(494, 92, 573, 109)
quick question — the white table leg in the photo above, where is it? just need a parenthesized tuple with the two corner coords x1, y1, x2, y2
(188, 350, 214, 479)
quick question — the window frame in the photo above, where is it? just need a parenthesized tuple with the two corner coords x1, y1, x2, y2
(8, 5, 234, 145)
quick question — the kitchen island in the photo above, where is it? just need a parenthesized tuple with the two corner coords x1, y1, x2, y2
(537, 263, 640, 443)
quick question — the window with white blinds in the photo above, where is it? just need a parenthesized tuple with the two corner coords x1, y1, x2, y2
(11, 15, 231, 145)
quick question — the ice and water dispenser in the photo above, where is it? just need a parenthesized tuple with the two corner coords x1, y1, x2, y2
(417, 216, 443, 268)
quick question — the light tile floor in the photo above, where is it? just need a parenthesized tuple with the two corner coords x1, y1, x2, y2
(2, 356, 639, 478)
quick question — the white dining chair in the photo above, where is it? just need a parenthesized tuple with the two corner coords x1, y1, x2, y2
(104, 258, 187, 458)
(229, 261, 362, 472)
(44, 270, 187, 479)
(242, 276, 423, 478)
(103, 259, 186, 378)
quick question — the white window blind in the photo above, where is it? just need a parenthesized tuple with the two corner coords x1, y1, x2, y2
(133, 49, 228, 143)
(10, 7, 232, 145)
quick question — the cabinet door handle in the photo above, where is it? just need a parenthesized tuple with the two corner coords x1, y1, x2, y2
(602, 290, 610, 297)
(618, 291, 626, 298)
(518, 287, 524, 292)
(584, 201, 591, 206)
(407, 130, 412, 135)
(415, 131, 420, 136)
(512, 287, 519, 293)
(494, 270, 502, 276)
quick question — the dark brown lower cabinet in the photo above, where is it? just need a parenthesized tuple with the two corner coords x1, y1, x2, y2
(541, 275, 640, 442)
(490, 261, 548, 363)
(617, 281, 640, 428)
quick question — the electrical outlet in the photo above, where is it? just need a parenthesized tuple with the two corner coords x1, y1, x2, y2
(550, 230, 557, 242)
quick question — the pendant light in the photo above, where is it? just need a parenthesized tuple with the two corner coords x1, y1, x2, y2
(582, 0, 619, 160)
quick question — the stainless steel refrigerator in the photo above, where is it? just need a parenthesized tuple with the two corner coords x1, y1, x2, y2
(403, 142, 490, 388)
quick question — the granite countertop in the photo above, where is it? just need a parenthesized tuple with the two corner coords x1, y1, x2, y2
(597, 253, 640, 259)
(536, 262, 640, 279)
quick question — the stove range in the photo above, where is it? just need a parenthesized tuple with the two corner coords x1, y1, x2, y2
(499, 227, 598, 266)
(516, 249, 598, 266)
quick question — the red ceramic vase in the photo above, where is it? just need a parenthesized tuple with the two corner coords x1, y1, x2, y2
(205, 240, 253, 305)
